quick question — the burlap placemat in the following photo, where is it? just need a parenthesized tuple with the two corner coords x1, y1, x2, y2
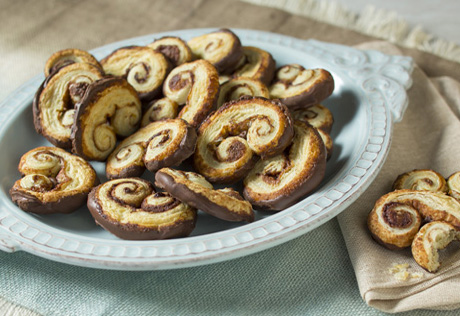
(1, 0, 460, 315)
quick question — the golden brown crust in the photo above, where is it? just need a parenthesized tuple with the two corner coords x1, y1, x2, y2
(187, 29, 244, 74)
(243, 121, 327, 210)
(292, 104, 334, 134)
(447, 171, 460, 200)
(393, 169, 448, 192)
(163, 59, 219, 127)
(155, 168, 254, 222)
(316, 128, 333, 161)
(231, 46, 276, 85)
(141, 97, 178, 127)
(194, 96, 294, 183)
(87, 178, 197, 240)
(217, 77, 269, 107)
(101, 46, 171, 102)
(71, 77, 142, 161)
(367, 190, 460, 249)
(269, 65, 334, 110)
(147, 36, 193, 67)
(44, 48, 102, 77)
(9, 146, 98, 214)
(33, 63, 104, 148)
(106, 118, 196, 178)
(411, 221, 460, 272)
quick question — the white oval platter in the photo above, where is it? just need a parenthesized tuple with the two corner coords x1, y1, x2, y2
(0, 28, 413, 270)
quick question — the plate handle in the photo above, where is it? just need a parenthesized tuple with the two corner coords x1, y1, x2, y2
(0, 234, 19, 253)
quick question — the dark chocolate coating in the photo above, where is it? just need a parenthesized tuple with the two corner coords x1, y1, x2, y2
(107, 164, 145, 180)
(213, 29, 244, 75)
(280, 70, 335, 110)
(87, 184, 196, 240)
(155, 170, 254, 222)
(144, 122, 197, 172)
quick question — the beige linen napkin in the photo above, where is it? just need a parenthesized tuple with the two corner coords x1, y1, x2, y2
(338, 41, 460, 313)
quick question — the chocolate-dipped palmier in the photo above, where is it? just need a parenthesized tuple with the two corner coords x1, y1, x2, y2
(87, 178, 197, 240)
(155, 168, 254, 222)
(163, 59, 219, 127)
(231, 46, 276, 85)
(243, 121, 327, 210)
(392, 169, 448, 192)
(44, 48, 102, 77)
(187, 29, 244, 74)
(106, 118, 196, 179)
(101, 46, 171, 102)
(71, 77, 142, 161)
(367, 190, 460, 249)
(316, 128, 333, 161)
(270, 65, 334, 110)
(447, 172, 460, 200)
(411, 221, 460, 272)
(141, 97, 179, 127)
(292, 104, 334, 133)
(217, 77, 269, 107)
(10, 146, 98, 214)
(147, 37, 193, 67)
(34, 63, 104, 148)
(194, 96, 294, 184)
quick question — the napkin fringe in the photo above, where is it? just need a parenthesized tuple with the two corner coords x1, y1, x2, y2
(0, 297, 41, 316)
(241, 0, 460, 64)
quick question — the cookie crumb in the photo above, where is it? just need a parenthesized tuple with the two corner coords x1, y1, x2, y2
(389, 263, 424, 281)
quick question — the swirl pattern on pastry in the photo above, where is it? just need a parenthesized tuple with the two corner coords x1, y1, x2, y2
(231, 46, 276, 85)
(269, 65, 334, 110)
(87, 178, 197, 240)
(44, 48, 102, 77)
(411, 221, 460, 272)
(106, 118, 196, 178)
(147, 36, 193, 67)
(292, 104, 334, 133)
(217, 77, 269, 107)
(33, 63, 104, 148)
(187, 29, 244, 74)
(243, 121, 326, 210)
(9, 146, 98, 214)
(71, 77, 142, 161)
(367, 190, 460, 249)
(101, 46, 171, 102)
(447, 172, 460, 200)
(141, 97, 178, 127)
(194, 96, 294, 183)
(155, 168, 254, 222)
(392, 169, 448, 193)
(163, 59, 219, 127)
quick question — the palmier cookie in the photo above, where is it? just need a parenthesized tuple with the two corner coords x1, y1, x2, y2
(447, 172, 460, 200)
(147, 37, 193, 67)
(367, 190, 460, 249)
(270, 64, 334, 110)
(411, 221, 460, 272)
(187, 29, 244, 74)
(106, 119, 196, 179)
(155, 168, 254, 222)
(10, 146, 98, 214)
(243, 121, 327, 210)
(163, 59, 219, 127)
(101, 46, 171, 102)
(33, 63, 104, 148)
(71, 77, 142, 161)
(141, 97, 178, 127)
(316, 128, 333, 161)
(217, 77, 269, 108)
(231, 46, 276, 85)
(44, 48, 102, 77)
(392, 169, 448, 193)
(194, 96, 294, 184)
(87, 178, 197, 240)
(292, 104, 334, 134)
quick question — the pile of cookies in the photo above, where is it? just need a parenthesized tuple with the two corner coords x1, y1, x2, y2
(10, 29, 335, 240)
(368, 169, 460, 272)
